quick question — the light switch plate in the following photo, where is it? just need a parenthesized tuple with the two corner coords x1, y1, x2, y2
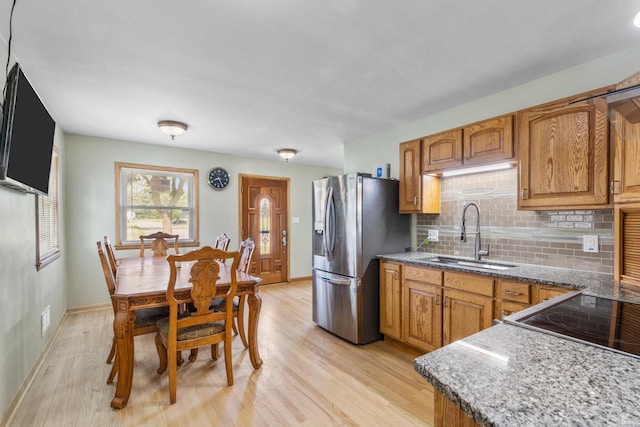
(427, 230, 439, 242)
(582, 235, 599, 253)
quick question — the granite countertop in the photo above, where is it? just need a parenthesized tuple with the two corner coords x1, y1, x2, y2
(381, 252, 640, 425)
(414, 323, 640, 426)
(377, 251, 640, 303)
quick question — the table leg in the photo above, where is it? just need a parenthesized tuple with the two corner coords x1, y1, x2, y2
(247, 292, 263, 369)
(111, 306, 136, 409)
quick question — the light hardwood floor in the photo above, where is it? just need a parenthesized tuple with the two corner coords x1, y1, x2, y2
(7, 280, 434, 426)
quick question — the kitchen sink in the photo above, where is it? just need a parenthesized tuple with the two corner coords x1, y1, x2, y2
(424, 256, 516, 271)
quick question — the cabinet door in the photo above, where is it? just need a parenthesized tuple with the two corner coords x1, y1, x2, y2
(435, 390, 479, 427)
(402, 281, 442, 352)
(399, 139, 441, 214)
(612, 109, 640, 204)
(399, 139, 422, 213)
(442, 288, 494, 345)
(463, 114, 514, 166)
(517, 94, 609, 210)
(422, 130, 463, 172)
(380, 262, 402, 339)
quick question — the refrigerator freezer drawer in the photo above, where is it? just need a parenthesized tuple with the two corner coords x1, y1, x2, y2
(312, 270, 360, 344)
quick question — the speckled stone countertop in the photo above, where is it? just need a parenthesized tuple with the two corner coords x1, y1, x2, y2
(377, 252, 640, 303)
(414, 323, 640, 426)
(380, 252, 640, 425)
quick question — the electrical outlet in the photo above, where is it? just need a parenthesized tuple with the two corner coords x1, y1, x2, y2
(582, 235, 599, 253)
(427, 230, 439, 242)
(581, 295, 597, 308)
(41, 305, 50, 336)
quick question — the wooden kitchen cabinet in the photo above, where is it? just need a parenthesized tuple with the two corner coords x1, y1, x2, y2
(399, 139, 440, 213)
(611, 110, 640, 204)
(537, 285, 572, 303)
(614, 203, 640, 286)
(402, 266, 443, 352)
(422, 129, 463, 172)
(442, 272, 494, 345)
(380, 262, 402, 340)
(496, 279, 533, 319)
(517, 89, 611, 210)
(610, 71, 640, 204)
(435, 390, 479, 427)
(463, 114, 514, 166)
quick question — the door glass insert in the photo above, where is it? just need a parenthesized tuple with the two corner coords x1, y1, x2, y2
(260, 197, 270, 254)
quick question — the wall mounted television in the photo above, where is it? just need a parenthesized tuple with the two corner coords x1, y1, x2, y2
(0, 62, 56, 196)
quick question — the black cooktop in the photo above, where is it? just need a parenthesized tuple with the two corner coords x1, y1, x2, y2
(504, 292, 640, 359)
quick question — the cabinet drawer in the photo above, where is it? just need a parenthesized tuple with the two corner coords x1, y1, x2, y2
(444, 272, 494, 297)
(499, 301, 530, 318)
(499, 280, 531, 304)
(404, 265, 443, 286)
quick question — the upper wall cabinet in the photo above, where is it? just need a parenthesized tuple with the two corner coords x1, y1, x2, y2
(422, 130, 463, 172)
(463, 114, 514, 166)
(422, 115, 515, 174)
(517, 89, 611, 210)
(610, 71, 640, 205)
(399, 139, 441, 214)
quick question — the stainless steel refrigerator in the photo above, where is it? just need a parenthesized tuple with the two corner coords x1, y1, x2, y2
(312, 173, 410, 344)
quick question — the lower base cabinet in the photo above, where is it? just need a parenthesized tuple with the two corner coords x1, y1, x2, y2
(380, 261, 573, 353)
(443, 288, 494, 345)
(434, 390, 479, 427)
(401, 265, 444, 352)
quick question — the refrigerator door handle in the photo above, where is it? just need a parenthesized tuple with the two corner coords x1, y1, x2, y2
(320, 276, 351, 286)
(324, 186, 336, 259)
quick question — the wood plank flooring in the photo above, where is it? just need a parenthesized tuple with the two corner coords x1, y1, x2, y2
(7, 280, 434, 426)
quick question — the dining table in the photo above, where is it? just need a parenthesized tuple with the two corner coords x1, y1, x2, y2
(110, 255, 262, 409)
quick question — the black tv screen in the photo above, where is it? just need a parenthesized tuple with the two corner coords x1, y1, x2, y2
(0, 63, 56, 196)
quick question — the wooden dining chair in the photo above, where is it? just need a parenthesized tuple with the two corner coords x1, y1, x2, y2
(154, 246, 241, 404)
(214, 233, 230, 251)
(190, 237, 255, 362)
(103, 235, 119, 280)
(96, 241, 170, 383)
(233, 237, 255, 348)
(139, 231, 180, 257)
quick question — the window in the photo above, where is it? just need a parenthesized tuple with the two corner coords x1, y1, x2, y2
(116, 163, 199, 247)
(36, 146, 60, 270)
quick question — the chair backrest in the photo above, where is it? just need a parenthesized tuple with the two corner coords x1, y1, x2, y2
(139, 231, 180, 257)
(103, 235, 118, 278)
(238, 237, 256, 273)
(96, 241, 117, 297)
(213, 233, 230, 251)
(165, 247, 241, 327)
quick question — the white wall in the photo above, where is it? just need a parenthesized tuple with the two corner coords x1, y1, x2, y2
(344, 45, 640, 177)
(0, 125, 67, 419)
(64, 134, 341, 308)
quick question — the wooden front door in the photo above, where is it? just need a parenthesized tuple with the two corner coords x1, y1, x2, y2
(240, 175, 289, 284)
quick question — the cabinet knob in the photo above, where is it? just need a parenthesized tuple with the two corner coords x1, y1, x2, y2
(521, 188, 527, 200)
(435, 295, 440, 305)
(443, 296, 448, 307)
(413, 196, 417, 206)
(505, 290, 521, 296)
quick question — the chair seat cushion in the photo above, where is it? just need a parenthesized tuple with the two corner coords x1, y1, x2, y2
(210, 297, 239, 312)
(157, 317, 225, 341)
(135, 306, 170, 329)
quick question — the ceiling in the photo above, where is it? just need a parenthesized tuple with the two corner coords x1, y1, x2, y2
(1, 0, 639, 169)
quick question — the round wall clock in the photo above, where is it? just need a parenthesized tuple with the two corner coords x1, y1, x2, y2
(207, 167, 230, 190)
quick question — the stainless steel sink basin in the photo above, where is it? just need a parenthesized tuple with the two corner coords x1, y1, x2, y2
(424, 256, 516, 271)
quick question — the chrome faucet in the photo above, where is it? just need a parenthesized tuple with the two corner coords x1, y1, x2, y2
(461, 202, 489, 260)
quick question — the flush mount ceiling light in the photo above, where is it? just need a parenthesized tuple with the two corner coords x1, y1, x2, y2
(277, 148, 297, 162)
(635, 10, 640, 28)
(157, 120, 188, 140)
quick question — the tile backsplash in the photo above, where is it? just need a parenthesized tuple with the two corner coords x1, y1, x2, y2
(416, 168, 614, 274)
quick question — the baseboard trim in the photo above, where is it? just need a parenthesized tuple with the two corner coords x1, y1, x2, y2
(290, 276, 311, 282)
(1, 312, 68, 426)
(66, 303, 111, 314)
